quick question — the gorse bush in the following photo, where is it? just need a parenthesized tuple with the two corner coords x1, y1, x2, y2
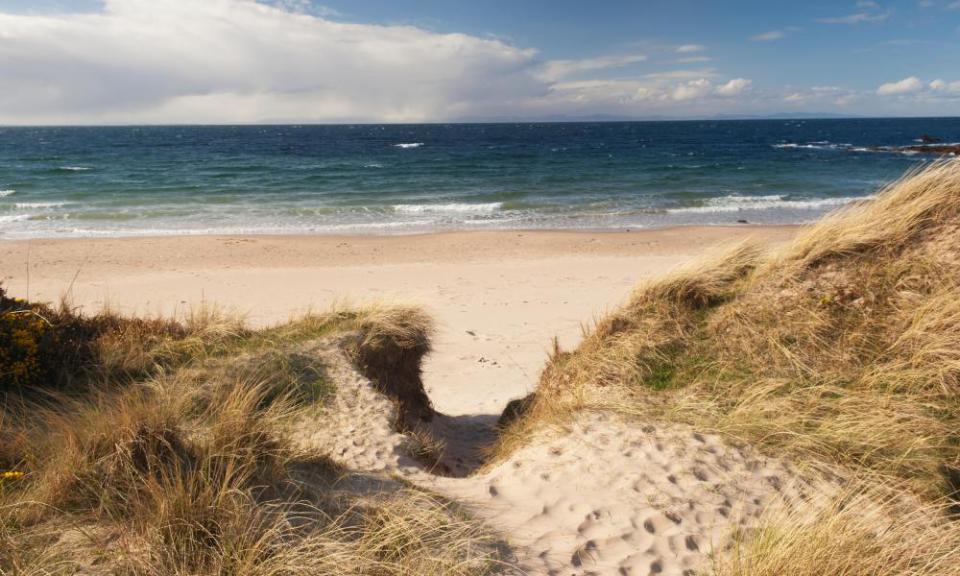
(0, 286, 64, 389)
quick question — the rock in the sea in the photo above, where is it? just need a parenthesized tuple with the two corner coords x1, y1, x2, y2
(867, 143, 960, 155)
(903, 144, 960, 155)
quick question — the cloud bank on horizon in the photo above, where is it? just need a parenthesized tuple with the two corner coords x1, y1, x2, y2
(0, 0, 958, 124)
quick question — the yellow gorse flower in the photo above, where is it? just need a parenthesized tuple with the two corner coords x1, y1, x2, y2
(0, 471, 25, 480)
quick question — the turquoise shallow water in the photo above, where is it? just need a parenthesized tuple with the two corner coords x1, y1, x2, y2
(0, 119, 958, 238)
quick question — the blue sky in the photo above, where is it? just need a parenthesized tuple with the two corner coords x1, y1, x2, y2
(0, 0, 958, 123)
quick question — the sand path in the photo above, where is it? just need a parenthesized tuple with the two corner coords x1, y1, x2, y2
(297, 340, 834, 575)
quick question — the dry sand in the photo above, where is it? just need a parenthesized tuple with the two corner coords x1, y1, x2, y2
(4, 226, 821, 575)
(0, 227, 794, 417)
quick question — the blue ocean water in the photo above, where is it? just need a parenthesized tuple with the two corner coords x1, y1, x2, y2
(0, 119, 958, 238)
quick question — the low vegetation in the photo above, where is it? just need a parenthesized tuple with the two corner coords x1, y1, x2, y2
(0, 301, 503, 575)
(499, 159, 960, 573)
(713, 487, 960, 576)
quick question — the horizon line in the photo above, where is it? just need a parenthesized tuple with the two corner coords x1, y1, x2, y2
(3, 114, 960, 129)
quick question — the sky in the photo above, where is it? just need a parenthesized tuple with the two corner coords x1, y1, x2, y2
(0, 0, 958, 124)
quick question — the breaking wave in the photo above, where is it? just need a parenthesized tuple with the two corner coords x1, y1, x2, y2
(392, 202, 503, 214)
(668, 194, 868, 214)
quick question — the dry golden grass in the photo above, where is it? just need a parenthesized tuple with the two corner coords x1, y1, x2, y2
(0, 304, 503, 576)
(497, 159, 960, 572)
(714, 487, 960, 576)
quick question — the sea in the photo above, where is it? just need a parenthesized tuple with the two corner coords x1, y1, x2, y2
(1, 118, 958, 239)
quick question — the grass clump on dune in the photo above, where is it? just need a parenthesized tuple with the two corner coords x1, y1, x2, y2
(713, 487, 960, 576)
(499, 159, 960, 572)
(0, 302, 503, 575)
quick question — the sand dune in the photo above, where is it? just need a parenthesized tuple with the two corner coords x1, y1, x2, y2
(290, 327, 833, 575)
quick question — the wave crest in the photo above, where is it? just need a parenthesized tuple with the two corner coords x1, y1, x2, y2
(392, 202, 502, 214)
(668, 194, 868, 214)
(772, 142, 852, 151)
(14, 202, 67, 209)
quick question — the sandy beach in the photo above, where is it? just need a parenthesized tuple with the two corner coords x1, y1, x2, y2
(0, 226, 795, 417)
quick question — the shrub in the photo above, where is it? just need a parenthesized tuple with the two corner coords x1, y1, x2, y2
(0, 286, 62, 389)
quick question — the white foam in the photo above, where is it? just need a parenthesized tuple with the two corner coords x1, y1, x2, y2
(0, 214, 31, 223)
(393, 142, 424, 149)
(11, 220, 434, 239)
(14, 202, 67, 209)
(668, 194, 868, 214)
(0, 190, 15, 198)
(853, 143, 960, 156)
(59, 166, 91, 171)
(392, 202, 503, 214)
(772, 142, 851, 151)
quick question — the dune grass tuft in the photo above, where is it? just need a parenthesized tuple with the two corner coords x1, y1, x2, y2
(713, 486, 960, 576)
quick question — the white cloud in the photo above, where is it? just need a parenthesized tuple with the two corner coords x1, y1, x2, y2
(780, 85, 861, 107)
(537, 53, 647, 82)
(671, 79, 713, 101)
(930, 78, 960, 92)
(716, 78, 752, 96)
(645, 68, 718, 80)
(834, 94, 857, 106)
(0, 0, 542, 124)
(546, 71, 747, 108)
(752, 30, 785, 41)
(820, 11, 890, 23)
(819, 1, 890, 24)
(877, 76, 924, 95)
(0, 2, 760, 122)
(676, 56, 711, 64)
(2, 0, 954, 122)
